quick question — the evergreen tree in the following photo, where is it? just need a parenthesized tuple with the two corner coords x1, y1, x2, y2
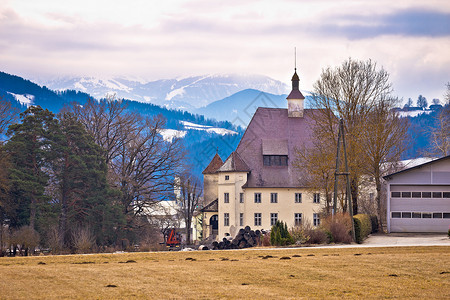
(5, 106, 58, 231)
(403, 98, 413, 109)
(54, 112, 124, 246)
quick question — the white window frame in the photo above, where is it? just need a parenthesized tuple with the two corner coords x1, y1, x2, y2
(294, 213, 302, 226)
(254, 213, 262, 226)
(224, 192, 229, 203)
(254, 193, 261, 203)
(313, 193, 320, 204)
(240, 193, 244, 203)
(313, 213, 320, 226)
(224, 213, 229, 226)
(239, 213, 244, 226)
(295, 193, 302, 203)
(270, 193, 278, 203)
(270, 213, 278, 226)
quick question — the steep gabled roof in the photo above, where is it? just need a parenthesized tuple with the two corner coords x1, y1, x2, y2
(200, 199, 218, 212)
(202, 153, 224, 174)
(234, 107, 322, 188)
(217, 151, 250, 172)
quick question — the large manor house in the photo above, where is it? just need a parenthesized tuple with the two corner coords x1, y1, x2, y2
(200, 69, 323, 239)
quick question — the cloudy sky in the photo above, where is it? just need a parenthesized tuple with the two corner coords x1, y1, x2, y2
(1, 0, 449, 103)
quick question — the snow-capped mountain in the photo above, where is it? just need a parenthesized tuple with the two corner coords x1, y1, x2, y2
(36, 74, 289, 110)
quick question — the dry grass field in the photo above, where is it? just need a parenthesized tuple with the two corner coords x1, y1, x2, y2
(0, 246, 449, 299)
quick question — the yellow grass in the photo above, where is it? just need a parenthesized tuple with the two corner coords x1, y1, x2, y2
(0, 246, 449, 299)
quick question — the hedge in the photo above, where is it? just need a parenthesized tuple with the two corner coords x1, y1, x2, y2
(353, 214, 372, 243)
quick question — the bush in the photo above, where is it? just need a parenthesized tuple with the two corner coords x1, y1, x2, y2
(72, 227, 96, 254)
(321, 213, 353, 244)
(10, 226, 40, 256)
(353, 214, 372, 243)
(370, 215, 379, 233)
(270, 221, 294, 246)
(290, 225, 310, 245)
(307, 228, 328, 244)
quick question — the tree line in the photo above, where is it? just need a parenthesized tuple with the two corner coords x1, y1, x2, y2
(0, 99, 197, 255)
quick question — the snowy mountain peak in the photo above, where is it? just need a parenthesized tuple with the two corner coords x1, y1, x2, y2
(38, 74, 289, 111)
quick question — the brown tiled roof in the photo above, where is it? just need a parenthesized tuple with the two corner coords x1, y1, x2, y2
(217, 151, 250, 172)
(202, 153, 224, 174)
(235, 107, 323, 188)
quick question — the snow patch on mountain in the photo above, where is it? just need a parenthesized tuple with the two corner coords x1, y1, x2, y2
(398, 110, 432, 118)
(8, 92, 34, 106)
(159, 129, 187, 142)
(180, 121, 237, 135)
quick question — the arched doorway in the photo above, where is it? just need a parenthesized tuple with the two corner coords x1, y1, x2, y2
(210, 214, 218, 236)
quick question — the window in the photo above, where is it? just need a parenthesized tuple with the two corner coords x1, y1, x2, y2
(224, 192, 229, 203)
(401, 212, 412, 218)
(270, 193, 278, 203)
(313, 213, 320, 226)
(224, 213, 229, 226)
(240, 213, 244, 226)
(240, 193, 244, 203)
(443, 192, 450, 198)
(254, 193, 261, 203)
(225, 175, 229, 180)
(254, 213, 262, 226)
(313, 193, 320, 204)
(391, 192, 401, 198)
(295, 193, 302, 203)
(263, 155, 288, 166)
(443, 213, 450, 219)
(412, 192, 421, 198)
(270, 213, 278, 226)
(432, 192, 443, 198)
(401, 192, 411, 198)
(412, 212, 421, 218)
(433, 213, 443, 219)
(422, 212, 432, 218)
(422, 192, 431, 198)
(294, 213, 302, 226)
(392, 212, 401, 218)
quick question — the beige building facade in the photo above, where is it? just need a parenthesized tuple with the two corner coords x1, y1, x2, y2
(201, 69, 325, 240)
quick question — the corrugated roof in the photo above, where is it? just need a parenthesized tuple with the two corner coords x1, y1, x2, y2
(202, 153, 224, 174)
(383, 155, 450, 180)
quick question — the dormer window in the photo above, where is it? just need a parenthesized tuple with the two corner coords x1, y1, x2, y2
(263, 155, 288, 166)
(225, 175, 229, 180)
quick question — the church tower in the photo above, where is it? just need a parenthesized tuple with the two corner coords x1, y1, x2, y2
(286, 68, 305, 118)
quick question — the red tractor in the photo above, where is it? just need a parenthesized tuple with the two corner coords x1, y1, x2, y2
(165, 229, 181, 250)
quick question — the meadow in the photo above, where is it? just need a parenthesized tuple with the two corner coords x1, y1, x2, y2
(0, 246, 449, 299)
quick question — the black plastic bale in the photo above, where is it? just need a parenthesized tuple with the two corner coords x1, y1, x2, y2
(238, 240, 247, 248)
(245, 226, 251, 232)
(255, 230, 261, 236)
(232, 238, 240, 245)
(244, 233, 251, 241)
(239, 228, 246, 235)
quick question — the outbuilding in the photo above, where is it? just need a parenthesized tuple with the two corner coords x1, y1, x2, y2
(384, 155, 450, 233)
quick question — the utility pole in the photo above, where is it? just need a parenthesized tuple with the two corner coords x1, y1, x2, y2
(332, 119, 356, 242)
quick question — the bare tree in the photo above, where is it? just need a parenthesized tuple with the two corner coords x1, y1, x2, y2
(361, 98, 408, 230)
(175, 172, 202, 244)
(65, 99, 185, 234)
(0, 98, 18, 138)
(310, 58, 395, 215)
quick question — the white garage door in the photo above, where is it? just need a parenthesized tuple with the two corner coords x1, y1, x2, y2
(390, 188, 450, 233)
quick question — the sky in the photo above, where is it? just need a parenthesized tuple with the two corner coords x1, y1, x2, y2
(1, 0, 449, 104)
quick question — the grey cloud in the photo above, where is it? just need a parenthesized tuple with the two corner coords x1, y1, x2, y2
(316, 9, 450, 39)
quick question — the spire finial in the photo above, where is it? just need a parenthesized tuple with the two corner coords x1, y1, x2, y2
(294, 47, 297, 71)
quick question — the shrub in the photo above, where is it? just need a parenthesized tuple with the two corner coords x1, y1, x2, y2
(72, 227, 96, 254)
(307, 228, 328, 244)
(369, 215, 379, 233)
(262, 232, 271, 246)
(353, 214, 372, 243)
(10, 226, 40, 256)
(290, 225, 310, 245)
(270, 221, 294, 246)
(321, 213, 352, 244)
